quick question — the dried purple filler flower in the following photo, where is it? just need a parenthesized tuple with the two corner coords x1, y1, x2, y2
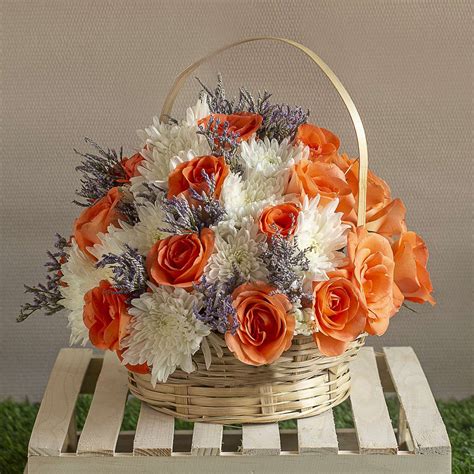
(137, 182, 166, 204)
(17, 234, 69, 322)
(197, 116, 241, 174)
(160, 172, 226, 234)
(97, 245, 147, 299)
(198, 75, 309, 143)
(74, 138, 127, 206)
(117, 198, 140, 226)
(197, 74, 237, 115)
(238, 89, 308, 141)
(260, 103, 309, 142)
(193, 269, 242, 334)
(261, 234, 312, 306)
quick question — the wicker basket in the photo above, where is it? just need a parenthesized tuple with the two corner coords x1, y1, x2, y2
(128, 37, 370, 425)
(129, 335, 365, 424)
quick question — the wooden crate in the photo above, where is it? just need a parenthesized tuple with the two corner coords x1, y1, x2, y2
(26, 346, 451, 473)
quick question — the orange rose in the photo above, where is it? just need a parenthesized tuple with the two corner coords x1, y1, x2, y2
(116, 348, 150, 374)
(339, 156, 407, 238)
(364, 198, 407, 239)
(295, 123, 340, 157)
(392, 232, 435, 305)
(168, 155, 229, 200)
(286, 159, 356, 222)
(120, 152, 144, 182)
(312, 270, 367, 356)
(347, 228, 403, 335)
(146, 229, 214, 288)
(198, 112, 263, 141)
(83, 280, 130, 351)
(225, 282, 294, 365)
(73, 187, 123, 259)
(259, 202, 300, 238)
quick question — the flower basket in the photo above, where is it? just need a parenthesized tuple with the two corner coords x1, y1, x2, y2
(127, 37, 370, 424)
(19, 37, 435, 426)
(128, 334, 365, 424)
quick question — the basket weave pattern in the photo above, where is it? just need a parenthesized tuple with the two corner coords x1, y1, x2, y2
(128, 335, 365, 424)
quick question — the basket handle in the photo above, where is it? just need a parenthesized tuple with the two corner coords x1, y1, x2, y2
(160, 36, 368, 226)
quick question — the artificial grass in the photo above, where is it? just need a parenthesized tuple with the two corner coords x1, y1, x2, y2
(0, 396, 472, 474)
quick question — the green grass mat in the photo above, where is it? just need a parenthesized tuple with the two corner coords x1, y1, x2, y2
(1, 396, 472, 473)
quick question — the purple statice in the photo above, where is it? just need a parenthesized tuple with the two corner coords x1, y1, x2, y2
(188, 172, 227, 224)
(198, 74, 269, 118)
(197, 116, 241, 173)
(96, 245, 147, 299)
(117, 198, 140, 225)
(238, 88, 308, 141)
(160, 196, 201, 234)
(198, 75, 309, 143)
(193, 270, 242, 334)
(17, 234, 69, 322)
(160, 173, 226, 234)
(237, 87, 272, 115)
(74, 138, 127, 206)
(137, 182, 166, 204)
(259, 103, 308, 142)
(261, 234, 312, 306)
(197, 74, 237, 114)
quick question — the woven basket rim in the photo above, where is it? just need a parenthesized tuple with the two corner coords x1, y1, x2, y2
(128, 335, 365, 424)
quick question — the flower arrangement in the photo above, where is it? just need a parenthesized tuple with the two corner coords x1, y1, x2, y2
(19, 76, 435, 387)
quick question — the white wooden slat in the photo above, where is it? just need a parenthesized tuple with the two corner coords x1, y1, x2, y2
(384, 347, 451, 455)
(191, 423, 223, 455)
(242, 423, 280, 455)
(77, 351, 129, 456)
(297, 410, 338, 454)
(133, 404, 174, 456)
(350, 347, 398, 454)
(28, 348, 92, 456)
(28, 449, 453, 474)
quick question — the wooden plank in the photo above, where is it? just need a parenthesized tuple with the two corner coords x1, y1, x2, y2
(133, 404, 174, 456)
(242, 423, 280, 455)
(384, 347, 451, 455)
(117, 428, 361, 454)
(191, 423, 223, 455)
(76, 351, 129, 456)
(350, 347, 398, 454)
(297, 410, 338, 454)
(28, 348, 92, 456)
(28, 450, 452, 474)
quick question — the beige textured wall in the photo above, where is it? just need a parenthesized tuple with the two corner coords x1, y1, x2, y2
(1, 0, 472, 401)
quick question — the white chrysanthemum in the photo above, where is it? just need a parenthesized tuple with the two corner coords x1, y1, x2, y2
(205, 218, 267, 284)
(131, 106, 211, 196)
(221, 170, 284, 222)
(88, 225, 129, 261)
(88, 197, 171, 264)
(59, 240, 112, 345)
(291, 306, 316, 336)
(131, 135, 209, 195)
(117, 199, 170, 254)
(295, 196, 349, 284)
(121, 285, 210, 384)
(239, 137, 308, 177)
(184, 96, 211, 126)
